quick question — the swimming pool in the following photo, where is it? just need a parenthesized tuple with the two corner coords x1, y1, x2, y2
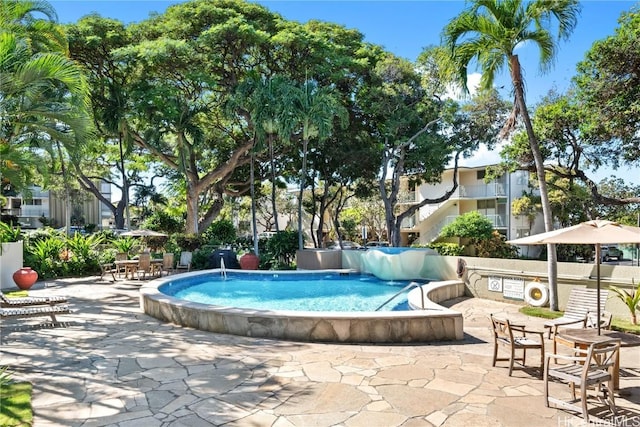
(160, 271, 412, 312)
(140, 269, 465, 343)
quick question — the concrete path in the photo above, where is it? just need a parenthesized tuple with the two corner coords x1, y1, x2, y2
(1, 276, 639, 427)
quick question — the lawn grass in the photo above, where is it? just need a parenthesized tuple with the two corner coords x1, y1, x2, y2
(0, 382, 33, 426)
(519, 306, 640, 334)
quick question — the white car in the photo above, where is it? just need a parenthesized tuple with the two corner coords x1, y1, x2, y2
(365, 241, 389, 248)
(327, 241, 362, 250)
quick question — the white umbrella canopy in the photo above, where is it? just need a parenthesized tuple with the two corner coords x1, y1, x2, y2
(506, 220, 640, 245)
(507, 219, 640, 334)
(120, 229, 168, 237)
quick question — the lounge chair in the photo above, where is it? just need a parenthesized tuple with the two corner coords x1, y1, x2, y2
(0, 304, 71, 322)
(544, 288, 609, 343)
(175, 251, 192, 273)
(0, 292, 68, 307)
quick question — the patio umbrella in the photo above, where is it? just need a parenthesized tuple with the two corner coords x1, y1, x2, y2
(507, 219, 640, 334)
(120, 229, 168, 237)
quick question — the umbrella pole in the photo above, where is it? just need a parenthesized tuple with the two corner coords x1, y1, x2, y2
(596, 244, 601, 335)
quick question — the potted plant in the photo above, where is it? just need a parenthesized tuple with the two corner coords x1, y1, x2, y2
(0, 222, 25, 290)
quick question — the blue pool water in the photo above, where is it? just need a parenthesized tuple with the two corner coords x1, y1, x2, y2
(159, 272, 415, 312)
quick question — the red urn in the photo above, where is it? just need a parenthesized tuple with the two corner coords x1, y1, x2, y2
(239, 252, 260, 270)
(13, 267, 38, 290)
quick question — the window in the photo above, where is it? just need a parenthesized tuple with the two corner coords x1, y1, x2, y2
(476, 170, 485, 180)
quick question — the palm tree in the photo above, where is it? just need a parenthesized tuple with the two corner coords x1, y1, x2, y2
(280, 80, 348, 250)
(443, 0, 580, 311)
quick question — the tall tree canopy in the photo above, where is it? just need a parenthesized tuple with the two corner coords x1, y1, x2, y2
(443, 0, 581, 311)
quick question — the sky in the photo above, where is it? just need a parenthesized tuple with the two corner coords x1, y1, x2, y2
(49, 0, 640, 182)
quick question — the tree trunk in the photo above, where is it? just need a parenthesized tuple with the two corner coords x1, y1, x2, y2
(269, 134, 279, 232)
(250, 150, 259, 255)
(297, 138, 309, 250)
(510, 54, 558, 311)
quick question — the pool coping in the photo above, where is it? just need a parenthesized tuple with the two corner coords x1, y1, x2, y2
(139, 269, 465, 343)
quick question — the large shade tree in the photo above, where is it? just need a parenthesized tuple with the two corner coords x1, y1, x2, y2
(443, 0, 581, 311)
(1, 0, 90, 202)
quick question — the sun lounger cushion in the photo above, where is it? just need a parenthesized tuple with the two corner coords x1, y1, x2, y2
(0, 305, 70, 322)
(0, 292, 68, 307)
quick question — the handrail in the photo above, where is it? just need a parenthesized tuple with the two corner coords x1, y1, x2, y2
(375, 282, 424, 311)
(220, 256, 227, 280)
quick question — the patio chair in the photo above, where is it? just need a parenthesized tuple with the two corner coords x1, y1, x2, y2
(0, 292, 68, 307)
(0, 304, 71, 322)
(99, 263, 118, 282)
(114, 252, 128, 278)
(490, 313, 545, 377)
(544, 288, 609, 339)
(160, 252, 174, 276)
(175, 251, 192, 273)
(135, 252, 152, 280)
(544, 339, 619, 423)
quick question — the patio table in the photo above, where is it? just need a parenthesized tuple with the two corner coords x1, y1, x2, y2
(555, 329, 640, 393)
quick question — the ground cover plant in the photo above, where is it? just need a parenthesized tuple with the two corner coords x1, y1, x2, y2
(0, 367, 33, 426)
(520, 306, 640, 334)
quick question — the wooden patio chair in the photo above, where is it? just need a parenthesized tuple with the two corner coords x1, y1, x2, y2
(160, 252, 174, 276)
(544, 339, 620, 423)
(136, 252, 152, 280)
(175, 251, 192, 273)
(490, 313, 545, 377)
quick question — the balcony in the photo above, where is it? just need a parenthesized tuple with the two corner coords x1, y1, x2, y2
(400, 214, 417, 229)
(458, 183, 506, 198)
(443, 214, 507, 228)
(397, 191, 417, 204)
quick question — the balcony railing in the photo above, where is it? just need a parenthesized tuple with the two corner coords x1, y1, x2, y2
(458, 183, 506, 198)
(400, 214, 417, 229)
(397, 191, 417, 204)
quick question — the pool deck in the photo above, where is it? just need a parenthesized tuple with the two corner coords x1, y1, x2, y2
(1, 276, 639, 426)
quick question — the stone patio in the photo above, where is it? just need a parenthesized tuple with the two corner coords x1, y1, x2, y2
(1, 276, 638, 426)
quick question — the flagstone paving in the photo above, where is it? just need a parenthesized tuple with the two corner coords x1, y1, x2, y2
(1, 276, 639, 426)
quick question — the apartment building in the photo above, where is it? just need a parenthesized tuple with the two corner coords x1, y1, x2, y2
(1, 183, 113, 230)
(398, 166, 544, 246)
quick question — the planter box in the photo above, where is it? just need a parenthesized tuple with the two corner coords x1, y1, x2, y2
(1, 241, 24, 290)
(296, 249, 342, 270)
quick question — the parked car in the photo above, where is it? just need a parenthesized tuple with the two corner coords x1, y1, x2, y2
(601, 245, 623, 261)
(365, 241, 389, 248)
(327, 240, 362, 250)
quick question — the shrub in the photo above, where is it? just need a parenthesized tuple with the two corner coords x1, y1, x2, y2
(262, 231, 298, 270)
(426, 242, 464, 256)
(202, 219, 236, 247)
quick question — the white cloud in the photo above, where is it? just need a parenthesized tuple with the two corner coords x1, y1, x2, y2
(443, 72, 482, 101)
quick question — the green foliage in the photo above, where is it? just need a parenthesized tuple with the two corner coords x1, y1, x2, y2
(202, 219, 237, 246)
(426, 242, 464, 256)
(0, 377, 32, 427)
(141, 210, 183, 234)
(475, 230, 518, 259)
(0, 222, 22, 244)
(23, 232, 105, 279)
(609, 282, 640, 325)
(440, 211, 493, 240)
(175, 234, 202, 251)
(112, 237, 137, 254)
(25, 237, 66, 278)
(262, 231, 299, 270)
(190, 245, 216, 270)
